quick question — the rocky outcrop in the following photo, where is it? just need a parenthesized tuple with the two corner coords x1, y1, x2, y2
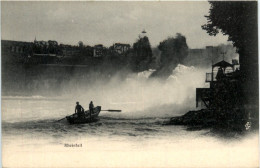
(165, 108, 258, 134)
(166, 109, 216, 127)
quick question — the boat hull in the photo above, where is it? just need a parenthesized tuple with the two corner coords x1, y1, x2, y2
(66, 106, 101, 124)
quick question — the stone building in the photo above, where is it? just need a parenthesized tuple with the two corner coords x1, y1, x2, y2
(113, 43, 130, 55)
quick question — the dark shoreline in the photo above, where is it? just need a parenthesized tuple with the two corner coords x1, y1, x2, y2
(165, 109, 258, 137)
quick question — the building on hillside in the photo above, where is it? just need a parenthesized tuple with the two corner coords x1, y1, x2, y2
(2, 40, 33, 55)
(113, 43, 130, 55)
(59, 44, 80, 57)
(2, 40, 63, 64)
(1, 40, 33, 64)
(183, 45, 238, 68)
(93, 44, 105, 57)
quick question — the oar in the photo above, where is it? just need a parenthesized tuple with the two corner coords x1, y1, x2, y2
(101, 110, 122, 112)
(57, 117, 65, 122)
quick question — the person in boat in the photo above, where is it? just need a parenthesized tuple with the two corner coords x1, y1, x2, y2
(75, 102, 84, 116)
(89, 101, 94, 119)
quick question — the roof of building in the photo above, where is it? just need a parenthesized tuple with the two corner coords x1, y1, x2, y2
(114, 43, 130, 47)
(213, 60, 234, 68)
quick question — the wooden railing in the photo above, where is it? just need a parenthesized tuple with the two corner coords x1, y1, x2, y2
(205, 73, 212, 82)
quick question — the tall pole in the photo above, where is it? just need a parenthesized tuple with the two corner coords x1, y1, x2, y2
(208, 46, 214, 82)
(211, 47, 213, 82)
(221, 52, 226, 61)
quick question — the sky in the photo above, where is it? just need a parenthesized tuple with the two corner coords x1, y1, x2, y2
(1, 1, 230, 48)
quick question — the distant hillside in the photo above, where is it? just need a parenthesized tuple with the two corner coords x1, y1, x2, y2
(183, 44, 238, 68)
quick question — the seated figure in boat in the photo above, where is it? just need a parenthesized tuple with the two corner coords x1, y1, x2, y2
(75, 101, 84, 117)
(89, 101, 94, 118)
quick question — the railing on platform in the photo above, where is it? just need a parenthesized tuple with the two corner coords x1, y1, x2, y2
(205, 72, 218, 82)
(206, 73, 212, 82)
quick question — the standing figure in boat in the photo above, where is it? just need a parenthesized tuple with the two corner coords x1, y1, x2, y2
(75, 102, 84, 117)
(89, 101, 94, 119)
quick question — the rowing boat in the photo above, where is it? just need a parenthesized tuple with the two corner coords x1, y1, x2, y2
(66, 106, 101, 124)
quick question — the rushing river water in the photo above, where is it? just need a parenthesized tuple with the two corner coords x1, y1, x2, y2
(2, 66, 259, 167)
(2, 97, 258, 167)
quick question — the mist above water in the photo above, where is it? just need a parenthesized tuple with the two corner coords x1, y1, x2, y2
(2, 64, 207, 122)
(60, 64, 207, 118)
(2, 64, 258, 168)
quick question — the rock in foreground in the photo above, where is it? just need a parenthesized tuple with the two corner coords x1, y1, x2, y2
(166, 109, 216, 127)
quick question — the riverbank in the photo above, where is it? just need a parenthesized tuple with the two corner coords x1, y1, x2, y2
(165, 109, 257, 136)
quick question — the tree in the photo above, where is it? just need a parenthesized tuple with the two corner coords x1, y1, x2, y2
(78, 41, 84, 48)
(202, 1, 258, 120)
(151, 33, 189, 78)
(202, 2, 257, 53)
(132, 36, 153, 71)
(202, 1, 259, 123)
(159, 33, 188, 65)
